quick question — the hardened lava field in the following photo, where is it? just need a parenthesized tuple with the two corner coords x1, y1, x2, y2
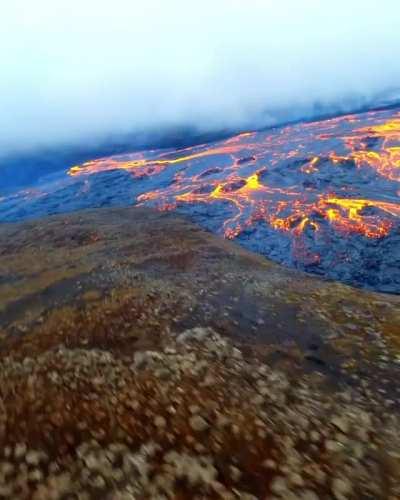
(2, 108, 400, 292)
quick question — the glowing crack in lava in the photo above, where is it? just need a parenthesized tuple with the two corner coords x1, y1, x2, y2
(37, 108, 400, 291)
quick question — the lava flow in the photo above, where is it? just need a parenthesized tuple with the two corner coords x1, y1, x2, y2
(34, 108, 400, 291)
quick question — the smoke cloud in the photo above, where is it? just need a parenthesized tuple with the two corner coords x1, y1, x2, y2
(1, 0, 400, 157)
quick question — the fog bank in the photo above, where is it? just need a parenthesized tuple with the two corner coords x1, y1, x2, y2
(1, 0, 400, 156)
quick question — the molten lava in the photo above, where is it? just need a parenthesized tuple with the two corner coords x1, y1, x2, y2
(68, 109, 400, 247)
(7, 107, 400, 292)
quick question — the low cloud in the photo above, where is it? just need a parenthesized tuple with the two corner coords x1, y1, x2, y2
(1, 0, 400, 157)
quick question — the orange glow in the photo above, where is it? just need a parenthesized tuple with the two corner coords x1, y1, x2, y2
(301, 156, 320, 174)
(66, 108, 400, 257)
(319, 197, 398, 238)
(340, 117, 400, 181)
(244, 174, 262, 191)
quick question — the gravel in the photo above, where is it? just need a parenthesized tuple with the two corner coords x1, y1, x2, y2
(0, 327, 398, 498)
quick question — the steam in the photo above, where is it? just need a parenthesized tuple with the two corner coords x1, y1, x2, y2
(1, 0, 400, 156)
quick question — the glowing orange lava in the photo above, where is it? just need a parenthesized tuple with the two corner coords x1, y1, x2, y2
(67, 108, 400, 258)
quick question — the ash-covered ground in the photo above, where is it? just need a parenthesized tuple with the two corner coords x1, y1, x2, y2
(1, 107, 399, 293)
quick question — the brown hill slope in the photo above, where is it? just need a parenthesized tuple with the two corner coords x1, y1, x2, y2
(0, 207, 399, 498)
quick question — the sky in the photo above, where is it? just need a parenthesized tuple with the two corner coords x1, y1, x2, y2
(1, 0, 400, 156)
